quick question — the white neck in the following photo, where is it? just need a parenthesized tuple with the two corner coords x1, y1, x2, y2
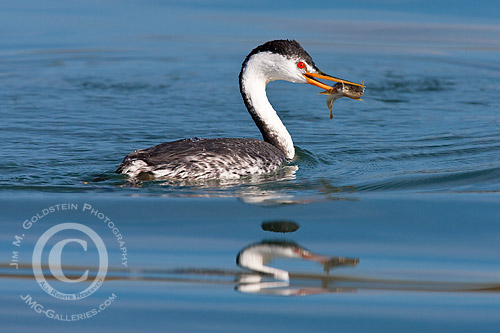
(238, 248, 290, 281)
(239, 54, 295, 159)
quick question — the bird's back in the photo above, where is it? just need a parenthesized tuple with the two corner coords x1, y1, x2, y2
(116, 137, 286, 180)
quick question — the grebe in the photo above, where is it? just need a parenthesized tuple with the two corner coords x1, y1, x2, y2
(117, 40, 363, 180)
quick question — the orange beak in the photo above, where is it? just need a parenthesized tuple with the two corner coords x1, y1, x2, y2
(300, 250, 329, 263)
(303, 70, 365, 90)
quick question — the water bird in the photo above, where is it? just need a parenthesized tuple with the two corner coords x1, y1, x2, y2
(117, 40, 363, 180)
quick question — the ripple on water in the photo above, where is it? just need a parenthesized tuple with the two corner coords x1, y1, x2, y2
(355, 166, 500, 193)
(1, 38, 500, 198)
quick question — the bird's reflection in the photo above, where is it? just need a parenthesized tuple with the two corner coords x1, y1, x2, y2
(235, 239, 359, 295)
(109, 166, 362, 206)
(236, 273, 355, 296)
(261, 220, 300, 233)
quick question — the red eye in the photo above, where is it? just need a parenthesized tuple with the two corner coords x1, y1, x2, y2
(297, 61, 305, 69)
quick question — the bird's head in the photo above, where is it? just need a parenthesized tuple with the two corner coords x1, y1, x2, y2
(240, 39, 364, 89)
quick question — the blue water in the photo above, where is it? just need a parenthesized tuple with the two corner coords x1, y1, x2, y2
(1, 1, 500, 332)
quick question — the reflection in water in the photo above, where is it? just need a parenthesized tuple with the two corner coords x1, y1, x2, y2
(236, 240, 359, 281)
(236, 273, 355, 296)
(109, 166, 365, 206)
(152, 165, 298, 188)
(2, 257, 500, 297)
(235, 239, 359, 295)
(261, 220, 300, 233)
(114, 164, 317, 205)
(1, 216, 498, 298)
(237, 189, 308, 206)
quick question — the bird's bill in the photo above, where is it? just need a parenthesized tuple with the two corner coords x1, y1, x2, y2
(300, 251, 329, 263)
(301, 251, 359, 266)
(303, 71, 365, 90)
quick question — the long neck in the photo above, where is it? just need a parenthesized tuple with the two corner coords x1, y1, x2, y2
(238, 249, 290, 281)
(239, 63, 295, 159)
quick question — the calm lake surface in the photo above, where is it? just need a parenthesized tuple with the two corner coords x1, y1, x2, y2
(1, 1, 500, 332)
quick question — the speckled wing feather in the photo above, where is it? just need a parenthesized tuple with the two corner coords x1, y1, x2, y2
(116, 137, 286, 180)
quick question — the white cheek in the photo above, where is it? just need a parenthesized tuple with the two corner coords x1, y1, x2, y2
(292, 69, 308, 83)
(297, 70, 308, 83)
(282, 63, 307, 83)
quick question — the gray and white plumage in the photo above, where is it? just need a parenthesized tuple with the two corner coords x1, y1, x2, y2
(116, 40, 333, 180)
(116, 137, 285, 180)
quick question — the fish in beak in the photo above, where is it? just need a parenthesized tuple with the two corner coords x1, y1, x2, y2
(303, 71, 365, 119)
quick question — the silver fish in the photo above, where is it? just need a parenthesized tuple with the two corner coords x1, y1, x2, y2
(319, 81, 365, 119)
